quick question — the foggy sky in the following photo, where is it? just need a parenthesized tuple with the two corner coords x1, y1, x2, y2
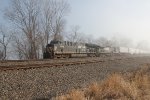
(1, 0, 150, 43)
(67, 0, 150, 43)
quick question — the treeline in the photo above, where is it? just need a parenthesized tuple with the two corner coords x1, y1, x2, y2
(0, 0, 70, 60)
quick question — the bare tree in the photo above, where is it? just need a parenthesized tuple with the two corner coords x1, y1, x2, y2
(109, 35, 132, 47)
(0, 26, 12, 60)
(96, 37, 110, 47)
(11, 30, 45, 60)
(5, 0, 44, 59)
(0, 50, 3, 60)
(66, 25, 82, 42)
(5, 0, 70, 59)
(84, 34, 95, 44)
(12, 34, 29, 59)
(66, 26, 96, 44)
(42, 0, 70, 43)
(40, 0, 70, 57)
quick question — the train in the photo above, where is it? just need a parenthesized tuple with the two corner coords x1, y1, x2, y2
(43, 40, 150, 59)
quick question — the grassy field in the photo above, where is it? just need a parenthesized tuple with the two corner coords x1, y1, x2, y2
(55, 64, 150, 100)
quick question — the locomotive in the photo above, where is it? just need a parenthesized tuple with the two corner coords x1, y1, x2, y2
(43, 40, 149, 59)
(43, 40, 105, 59)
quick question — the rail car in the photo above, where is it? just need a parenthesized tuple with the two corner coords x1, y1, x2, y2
(43, 40, 150, 59)
(43, 40, 105, 59)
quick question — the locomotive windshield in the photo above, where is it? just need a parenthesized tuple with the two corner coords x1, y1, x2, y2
(50, 40, 62, 45)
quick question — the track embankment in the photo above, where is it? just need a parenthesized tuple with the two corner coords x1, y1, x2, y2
(0, 56, 126, 71)
(1, 56, 150, 99)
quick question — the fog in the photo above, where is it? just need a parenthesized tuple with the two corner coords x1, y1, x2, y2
(67, 0, 150, 50)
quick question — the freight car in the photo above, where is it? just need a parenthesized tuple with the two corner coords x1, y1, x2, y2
(111, 47, 150, 55)
(43, 40, 104, 59)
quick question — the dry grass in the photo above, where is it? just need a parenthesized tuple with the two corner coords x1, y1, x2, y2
(55, 65, 150, 100)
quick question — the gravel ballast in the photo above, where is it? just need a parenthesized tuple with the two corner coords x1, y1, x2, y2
(1, 56, 150, 99)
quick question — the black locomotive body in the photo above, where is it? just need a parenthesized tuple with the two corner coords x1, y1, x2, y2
(43, 40, 103, 59)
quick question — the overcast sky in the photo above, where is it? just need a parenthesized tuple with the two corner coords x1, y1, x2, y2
(1, 0, 150, 43)
(67, 0, 150, 43)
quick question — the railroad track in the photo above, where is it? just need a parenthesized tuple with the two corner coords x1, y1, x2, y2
(0, 56, 125, 63)
(0, 57, 130, 71)
(0, 58, 67, 63)
(0, 59, 105, 71)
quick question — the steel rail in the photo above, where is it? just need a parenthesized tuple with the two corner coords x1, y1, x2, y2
(0, 57, 128, 71)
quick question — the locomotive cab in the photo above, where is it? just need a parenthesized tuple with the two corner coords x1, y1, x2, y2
(43, 40, 61, 59)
